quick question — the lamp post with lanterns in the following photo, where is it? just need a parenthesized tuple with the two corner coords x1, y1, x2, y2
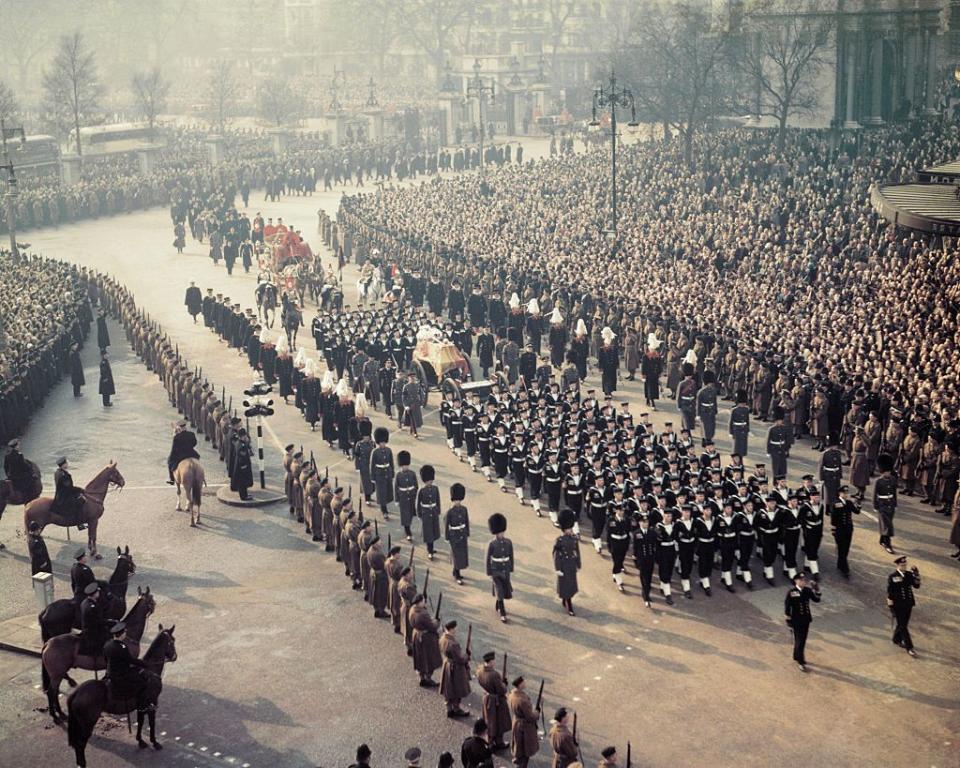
(466, 58, 496, 178)
(588, 70, 638, 239)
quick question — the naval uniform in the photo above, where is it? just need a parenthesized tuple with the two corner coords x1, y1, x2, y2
(784, 584, 820, 665)
(887, 567, 920, 651)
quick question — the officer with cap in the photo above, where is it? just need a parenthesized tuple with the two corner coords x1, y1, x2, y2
(348, 743, 372, 768)
(784, 571, 821, 672)
(166, 419, 200, 485)
(103, 620, 151, 710)
(27, 520, 52, 575)
(54, 457, 86, 530)
(887, 555, 920, 657)
(508, 676, 540, 768)
(476, 651, 510, 750)
(830, 485, 860, 577)
(404, 746, 423, 767)
(600, 745, 619, 765)
(71, 548, 95, 600)
(461, 718, 495, 767)
(79, 581, 109, 657)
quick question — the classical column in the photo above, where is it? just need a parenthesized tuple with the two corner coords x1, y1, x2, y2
(844, 32, 860, 128)
(924, 29, 939, 115)
(903, 28, 917, 118)
(863, 36, 885, 126)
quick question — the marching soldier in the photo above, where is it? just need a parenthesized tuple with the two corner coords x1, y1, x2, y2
(757, 493, 783, 585)
(549, 708, 578, 768)
(784, 571, 821, 672)
(486, 513, 514, 622)
(607, 500, 631, 592)
(444, 483, 470, 584)
(887, 555, 920, 657)
(369, 427, 395, 520)
(655, 508, 678, 604)
(476, 651, 510, 750)
(766, 406, 791, 481)
(439, 620, 471, 718)
(830, 485, 860, 577)
(508, 677, 540, 768)
(553, 510, 581, 616)
(633, 512, 658, 606)
(395, 450, 419, 540)
(873, 454, 898, 554)
(696, 370, 718, 445)
(417, 465, 441, 559)
(799, 486, 824, 580)
(729, 390, 751, 457)
(676, 363, 697, 432)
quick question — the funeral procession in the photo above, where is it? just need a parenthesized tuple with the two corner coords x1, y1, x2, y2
(0, 1, 957, 767)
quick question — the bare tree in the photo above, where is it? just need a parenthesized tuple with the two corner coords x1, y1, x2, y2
(207, 61, 238, 135)
(617, 1, 730, 168)
(396, 0, 473, 80)
(545, 0, 575, 90)
(131, 67, 171, 136)
(0, 0, 61, 99)
(41, 32, 103, 156)
(736, 0, 833, 149)
(0, 81, 19, 126)
(257, 78, 303, 127)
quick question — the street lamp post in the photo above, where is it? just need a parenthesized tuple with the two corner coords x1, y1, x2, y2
(466, 58, 496, 178)
(366, 77, 379, 108)
(1, 118, 26, 262)
(243, 380, 275, 490)
(589, 70, 638, 238)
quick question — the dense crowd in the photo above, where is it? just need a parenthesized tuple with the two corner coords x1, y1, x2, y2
(0, 251, 94, 444)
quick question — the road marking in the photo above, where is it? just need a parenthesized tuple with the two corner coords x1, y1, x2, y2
(120, 484, 227, 491)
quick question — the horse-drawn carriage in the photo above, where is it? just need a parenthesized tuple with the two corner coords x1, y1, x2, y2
(263, 229, 313, 272)
(409, 326, 497, 405)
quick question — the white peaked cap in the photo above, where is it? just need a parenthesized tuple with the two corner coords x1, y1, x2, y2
(601, 326, 615, 343)
(355, 393, 368, 417)
(509, 292, 520, 309)
(647, 333, 660, 349)
(684, 349, 698, 365)
(294, 347, 307, 367)
(276, 333, 289, 354)
(550, 307, 564, 324)
(321, 370, 335, 391)
(259, 327, 270, 344)
(527, 298, 540, 314)
(575, 318, 587, 336)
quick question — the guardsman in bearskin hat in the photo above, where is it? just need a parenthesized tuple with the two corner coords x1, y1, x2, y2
(486, 513, 513, 622)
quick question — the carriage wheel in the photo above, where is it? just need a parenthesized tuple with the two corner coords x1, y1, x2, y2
(440, 376, 463, 400)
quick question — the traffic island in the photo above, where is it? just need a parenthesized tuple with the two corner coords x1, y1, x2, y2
(215, 485, 286, 508)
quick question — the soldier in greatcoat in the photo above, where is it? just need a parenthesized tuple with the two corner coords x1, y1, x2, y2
(444, 483, 470, 584)
(439, 620, 471, 718)
(508, 677, 540, 768)
(476, 651, 510, 751)
(409, 594, 442, 686)
(386, 546, 405, 632)
(368, 536, 389, 618)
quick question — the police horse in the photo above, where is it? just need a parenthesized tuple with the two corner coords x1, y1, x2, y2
(41, 586, 155, 723)
(173, 457, 205, 527)
(0, 458, 42, 549)
(24, 462, 126, 560)
(67, 624, 177, 768)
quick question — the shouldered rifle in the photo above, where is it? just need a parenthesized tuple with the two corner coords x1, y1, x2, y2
(572, 711, 578, 744)
(502, 652, 507, 681)
(375, 520, 379, 538)
(325, 465, 329, 479)
(627, 740, 632, 768)
(409, 543, 415, 567)
(465, 623, 472, 659)
(421, 567, 429, 599)
(388, 532, 392, 551)
(535, 679, 544, 712)
(434, 590, 442, 622)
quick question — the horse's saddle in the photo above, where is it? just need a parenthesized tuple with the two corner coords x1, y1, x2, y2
(103, 686, 139, 716)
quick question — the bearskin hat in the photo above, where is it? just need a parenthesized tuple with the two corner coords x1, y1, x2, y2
(451, 483, 466, 502)
(420, 464, 435, 482)
(558, 509, 577, 530)
(488, 512, 507, 534)
(876, 453, 894, 473)
(736, 389, 749, 404)
(360, 420, 373, 437)
(702, 370, 716, 385)
(374, 426, 389, 444)
(397, 450, 411, 467)
(771, 405, 785, 420)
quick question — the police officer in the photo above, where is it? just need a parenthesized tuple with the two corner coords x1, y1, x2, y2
(27, 520, 52, 575)
(71, 548, 95, 599)
(784, 571, 821, 672)
(486, 513, 514, 622)
(887, 555, 920, 657)
(79, 581, 109, 658)
(54, 457, 86, 530)
(166, 419, 200, 485)
(103, 620, 151, 710)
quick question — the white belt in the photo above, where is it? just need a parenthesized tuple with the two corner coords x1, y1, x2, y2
(769, 441, 785, 446)
(823, 467, 840, 472)
(610, 534, 628, 540)
(697, 538, 715, 543)
(732, 421, 747, 426)
(876, 495, 893, 500)
(421, 503, 437, 508)
(449, 524, 466, 530)
(375, 463, 391, 469)
(490, 556, 510, 563)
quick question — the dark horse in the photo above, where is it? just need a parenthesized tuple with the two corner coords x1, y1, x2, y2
(0, 458, 42, 549)
(67, 624, 177, 768)
(41, 586, 155, 723)
(40, 546, 137, 646)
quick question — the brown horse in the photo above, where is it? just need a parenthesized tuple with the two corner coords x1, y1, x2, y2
(0, 459, 43, 549)
(173, 457, 205, 526)
(41, 586, 155, 723)
(67, 624, 177, 768)
(24, 462, 125, 559)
